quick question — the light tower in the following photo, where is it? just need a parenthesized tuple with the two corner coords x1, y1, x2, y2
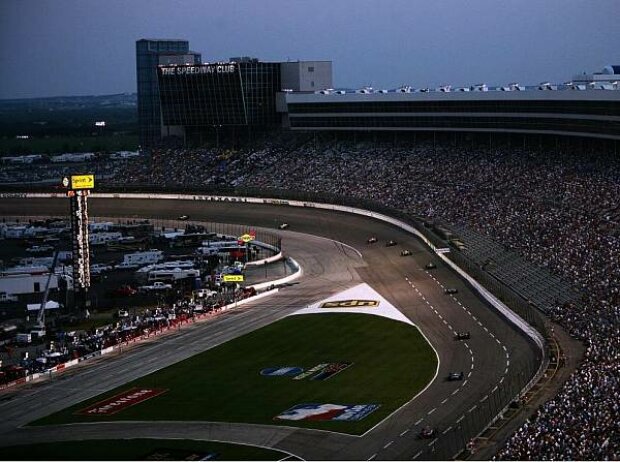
(62, 174, 94, 310)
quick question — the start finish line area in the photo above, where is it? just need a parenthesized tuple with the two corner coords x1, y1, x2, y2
(33, 284, 437, 436)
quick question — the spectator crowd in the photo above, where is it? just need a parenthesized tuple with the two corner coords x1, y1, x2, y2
(2, 135, 619, 459)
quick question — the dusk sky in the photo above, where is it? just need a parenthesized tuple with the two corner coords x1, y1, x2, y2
(1, 0, 618, 99)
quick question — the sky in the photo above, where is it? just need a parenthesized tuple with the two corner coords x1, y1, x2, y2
(1, 0, 618, 99)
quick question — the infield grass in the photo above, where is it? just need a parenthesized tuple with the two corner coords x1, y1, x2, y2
(0, 439, 283, 460)
(33, 313, 437, 435)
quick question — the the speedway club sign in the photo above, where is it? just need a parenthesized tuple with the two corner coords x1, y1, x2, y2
(76, 388, 167, 415)
(320, 300, 379, 308)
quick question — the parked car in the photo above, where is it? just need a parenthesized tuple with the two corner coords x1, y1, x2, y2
(445, 288, 458, 294)
(425, 262, 436, 270)
(386, 240, 397, 247)
(400, 249, 412, 256)
(178, 215, 189, 221)
(278, 223, 289, 230)
(448, 371, 464, 381)
(367, 237, 378, 244)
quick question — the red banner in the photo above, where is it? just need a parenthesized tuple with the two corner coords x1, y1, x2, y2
(77, 387, 167, 416)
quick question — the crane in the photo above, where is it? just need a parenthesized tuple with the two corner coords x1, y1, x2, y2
(31, 251, 60, 339)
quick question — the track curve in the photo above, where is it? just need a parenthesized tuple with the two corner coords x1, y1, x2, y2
(0, 198, 540, 460)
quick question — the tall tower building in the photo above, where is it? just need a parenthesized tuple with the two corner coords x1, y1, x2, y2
(136, 39, 201, 147)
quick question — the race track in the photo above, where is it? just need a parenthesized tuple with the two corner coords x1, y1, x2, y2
(0, 198, 540, 460)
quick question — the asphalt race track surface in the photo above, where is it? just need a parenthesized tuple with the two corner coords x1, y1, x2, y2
(0, 198, 540, 460)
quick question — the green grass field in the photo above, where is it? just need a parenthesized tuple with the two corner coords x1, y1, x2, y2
(0, 439, 284, 461)
(33, 313, 437, 435)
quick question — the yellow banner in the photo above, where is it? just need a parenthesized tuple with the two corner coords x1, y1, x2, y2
(223, 274, 244, 282)
(71, 174, 95, 190)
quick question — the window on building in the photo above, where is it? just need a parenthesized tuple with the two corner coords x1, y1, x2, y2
(308, 66, 314, 72)
(311, 81, 315, 87)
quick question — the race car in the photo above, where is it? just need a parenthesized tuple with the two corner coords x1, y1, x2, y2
(386, 240, 397, 247)
(278, 223, 289, 230)
(400, 249, 412, 256)
(367, 236, 378, 244)
(425, 262, 436, 270)
(447, 371, 464, 381)
(456, 331, 471, 340)
(445, 288, 458, 294)
(178, 215, 189, 220)
(419, 427, 437, 439)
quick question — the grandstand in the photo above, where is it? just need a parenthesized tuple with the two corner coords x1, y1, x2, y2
(449, 224, 578, 312)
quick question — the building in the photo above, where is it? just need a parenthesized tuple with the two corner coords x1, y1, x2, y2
(573, 64, 620, 86)
(136, 39, 202, 147)
(280, 61, 332, 91)
(0, 274, 59, 296)
(144, 40, 619, 142)
(280, 83, 620, 141)
(157, 58, 331, 145)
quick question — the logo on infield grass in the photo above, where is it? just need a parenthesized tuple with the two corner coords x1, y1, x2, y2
(76, 388, 168, 416)
(275, 403, 380, 421)
(260, 367, 304, 377)
(320, 300, 379, 308)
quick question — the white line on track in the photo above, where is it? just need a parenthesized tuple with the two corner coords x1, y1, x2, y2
(480, 395, 489, 403)
(368, 454, 377, 460)
(400, 429, 410, 437)
(415, 418, 424, 425)
(384, 441, 393, 449)
(428, 438, 438, 447)
(452, 389, 460, 396)
(427, 407, 436, 415)
(442, 426, 453, 435)
(456, 415, 465, 423)
(468, 405, 477, 413)
(463, 379, 468, 386)
(441, 398, 449, 404)
(412, 450, 423, 459)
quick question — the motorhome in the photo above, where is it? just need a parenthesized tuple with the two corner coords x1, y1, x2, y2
(147, 268, 200, 283)
(116, 250, 164, 269)
(89, 232, 123, 245)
